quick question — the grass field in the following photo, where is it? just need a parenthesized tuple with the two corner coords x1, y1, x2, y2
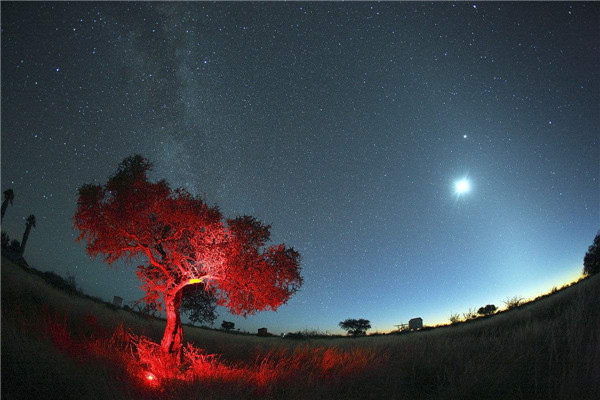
(2, 255, 599, 400)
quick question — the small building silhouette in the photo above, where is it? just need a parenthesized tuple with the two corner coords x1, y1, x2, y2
(257, 328, 268, 336)
(113, 296, 123, 308)
(408, 317, 423, 331)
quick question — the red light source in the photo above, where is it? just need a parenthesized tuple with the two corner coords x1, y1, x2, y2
(146, 372, 156, 382)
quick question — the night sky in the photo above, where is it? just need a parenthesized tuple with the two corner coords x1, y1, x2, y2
(2, 2, 598, 335)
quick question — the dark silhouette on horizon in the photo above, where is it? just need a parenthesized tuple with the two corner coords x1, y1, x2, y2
(1, 189, 14, 221)
(19, 215, 36, 255)
(221, 321, 235, 331)
(583, 231, 600, 276)
(477, 304, 497, 316)
(339, 318, 371, 337)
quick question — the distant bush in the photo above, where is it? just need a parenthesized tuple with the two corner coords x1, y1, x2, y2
(9, 239, 21, 253)
(504, 296, 524, 310)
(105, 303, 121, 311)
(583, 231, 600, 276)
(65, 271, 79, 293)
(284, 329, 340, 340)
(477, 304, 497, 316)
(221, 321, 235, 331)
(132, 301, 160, 319)
(463, 308, 477, 320)
(39, 270, 81, 296)
(449, 313, 461, 324)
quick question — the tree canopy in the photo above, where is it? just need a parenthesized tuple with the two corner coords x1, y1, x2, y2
(477, 304, 497, 316)
(74, 155, 303, 355)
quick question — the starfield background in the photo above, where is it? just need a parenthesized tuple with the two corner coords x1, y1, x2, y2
(1, 2, 599, 399)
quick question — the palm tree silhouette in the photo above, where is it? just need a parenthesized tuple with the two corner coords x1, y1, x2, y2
(1, 189, 14, 221)
(20, 214, 36, 255)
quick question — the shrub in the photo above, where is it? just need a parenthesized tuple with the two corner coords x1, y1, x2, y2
(9, 239, 21, 252)
(64, 271, 79, 295)
(449, 313, 461, 324)
(221, 321, 235, 331)
(504, 296, 524, 310)
(284, 332, 307, 340)
(40, 271, 81, 295)
(463, 308, 477, 320)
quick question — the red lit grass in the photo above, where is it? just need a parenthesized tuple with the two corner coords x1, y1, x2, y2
(33, 307, 381, 394)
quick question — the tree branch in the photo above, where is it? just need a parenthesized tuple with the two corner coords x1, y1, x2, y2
(172, 274, 218, 296)
(140, 246, 170, 277)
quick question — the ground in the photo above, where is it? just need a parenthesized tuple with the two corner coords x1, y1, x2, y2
(2, 255, 599, 399)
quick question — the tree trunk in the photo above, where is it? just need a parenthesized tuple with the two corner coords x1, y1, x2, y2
(20, 224, 32, 255)
(161, 289, 184, 358)
(1, 199, 8, 220)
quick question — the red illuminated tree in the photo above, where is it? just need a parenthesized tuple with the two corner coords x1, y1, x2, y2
(74, 155, 302, 357)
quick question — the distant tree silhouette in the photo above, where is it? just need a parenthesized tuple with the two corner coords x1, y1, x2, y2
(73, 155, 302, 359)
(20, 215, 36, 255)
(583, 231, 600, 276)
(180, 283, 218, 326)
(132, 300, 161, 319)
(1, 189, 14, 221)
(477, 304, 497, 316)
(9, 239, 21, 253)
(1, 231, 9, 249)
(339, 318, 371, 337)
(65, 271, 78, 294)
(221, 321, 235, 331)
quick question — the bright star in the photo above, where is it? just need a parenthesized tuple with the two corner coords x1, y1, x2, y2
(455, 179, 470, 195)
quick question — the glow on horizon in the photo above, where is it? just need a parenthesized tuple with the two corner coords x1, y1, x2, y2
(375, 267, 584, 333)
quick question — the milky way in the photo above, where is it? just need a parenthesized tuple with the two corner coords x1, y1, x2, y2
(2, 2, 598, 334)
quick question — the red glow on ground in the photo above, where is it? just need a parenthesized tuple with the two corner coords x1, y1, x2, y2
(144, 371, 159, 387)
(26, 308, 384, 394)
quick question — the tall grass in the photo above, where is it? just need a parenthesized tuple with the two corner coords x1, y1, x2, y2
(2, 256, 599, 399)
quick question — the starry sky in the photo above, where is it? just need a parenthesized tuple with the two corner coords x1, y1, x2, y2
(2, 2, 598, 335)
